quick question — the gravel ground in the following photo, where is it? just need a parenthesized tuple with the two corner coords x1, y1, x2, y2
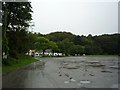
(2, 56, 119, 88)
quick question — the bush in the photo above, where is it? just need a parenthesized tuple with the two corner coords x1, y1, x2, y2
(2, 57, 18, 65)
(9, 50, 19, 59)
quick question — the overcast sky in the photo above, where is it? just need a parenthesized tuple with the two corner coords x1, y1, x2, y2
(30, 0, 119, 36)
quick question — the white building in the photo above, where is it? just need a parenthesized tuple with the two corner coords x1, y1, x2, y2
(26, 49, 63, 57)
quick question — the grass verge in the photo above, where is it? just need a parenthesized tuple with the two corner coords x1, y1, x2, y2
(2, 55, 38, 74)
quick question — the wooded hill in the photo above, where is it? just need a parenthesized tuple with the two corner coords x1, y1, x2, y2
(45, 32, 119, 55)
(29, 31, 120, 56)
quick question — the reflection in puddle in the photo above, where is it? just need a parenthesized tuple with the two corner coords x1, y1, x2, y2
(64, 81, 69, 84)
(70, 78, 76, 82)
(80, 80, 91, 84)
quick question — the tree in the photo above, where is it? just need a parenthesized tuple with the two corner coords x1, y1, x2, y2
(69, 45, 85, 55)
(57, 39, 74, 56)
(73, 35, 82, 45)
(49, 41, 58, 53)
(2, 2, 9, 56)
(27, 32, 38, 50)
(46, 31, 75, 42)
(2, 2, 33, 59)
(2, 2, 32, 31)
(35, 37, 50, 55)
(80, 35, 93, 46)
(93, 34, 119, 54)
(84, 44, 103, 55)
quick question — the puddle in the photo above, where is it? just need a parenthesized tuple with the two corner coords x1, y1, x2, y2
(64, 81, 70, 84)
(70, 79, 76, 82)
(77, 83, 86, 88)
(89, 73, 94, 76)
(86, 63, 105, 67)
(66, 67, 78, 69)
(87, 61, 100, 63)
(80, 80, 91, 84)
(63, 63, 69, 65)
(75, 65, 81, 67)
(65, 65, 79, 69)
(101, 70, 112, 73)
(109, 66, 119, 69)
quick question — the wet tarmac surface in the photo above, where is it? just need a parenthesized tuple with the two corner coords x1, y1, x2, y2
(2, 56, 119, 88)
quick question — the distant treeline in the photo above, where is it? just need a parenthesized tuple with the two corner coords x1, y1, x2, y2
(41, 32, 119, 55)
